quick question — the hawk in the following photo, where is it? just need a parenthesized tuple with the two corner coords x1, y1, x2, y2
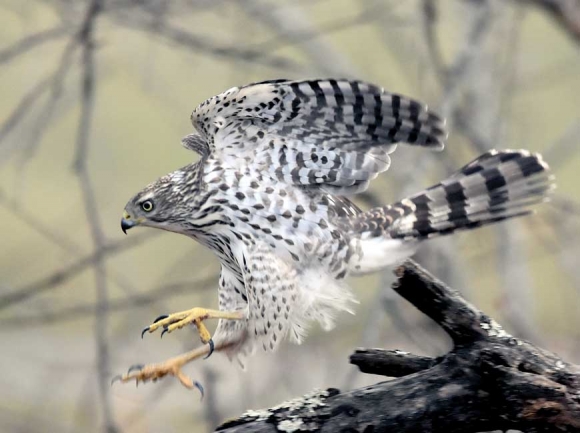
(116, 79, 552, 389)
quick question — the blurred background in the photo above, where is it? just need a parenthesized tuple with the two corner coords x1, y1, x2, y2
(0, 0, 579, 431)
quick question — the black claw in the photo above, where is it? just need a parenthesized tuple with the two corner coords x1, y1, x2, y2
(153, 314, 169, 323)
(195, 381, 205, 401)
(160, 327, 169, 339)
(111, 375, 123, 385)
(127, 364, 144, 374)
(203, 339, 215, 360)
(141, 327, 150, 339)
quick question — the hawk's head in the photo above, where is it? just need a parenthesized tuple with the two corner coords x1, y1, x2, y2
(121, 162, 203, 235)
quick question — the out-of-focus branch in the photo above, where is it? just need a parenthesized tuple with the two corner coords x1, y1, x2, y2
(0, 75, 54, 151)
(202, 368, 223, 432)
(15, 40, 78, 173)
(543, 119, 580, 171)
(111, 9, 302, 72)
(441, 1, 493, 119)
(237, 0, 357, 76)
(0, 40, 78, 165)
(0, 187, 166, 311)
(539, 204, 580, 299)
(0, 188, 81, 253)
(420, 0, 446, 81)
(0, 25, 70, 65)
(0, 277, 215, 328)
(420, 0, 494, 116)
(72, 1, 118, 431)
(250, 2, 401, 57)
(73, 0, 101, 171)
(0, 231, 158, 312)
(514, 0, 580, 42)
(458, 2, 544, 344)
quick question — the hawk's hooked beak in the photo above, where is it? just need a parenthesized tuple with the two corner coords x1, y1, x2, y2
(121, 211, 138, 234)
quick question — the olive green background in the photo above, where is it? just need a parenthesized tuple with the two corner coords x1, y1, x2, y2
(0, 1, 579, 432)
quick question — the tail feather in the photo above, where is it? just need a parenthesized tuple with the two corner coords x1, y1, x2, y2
(350, 149, 553, 240)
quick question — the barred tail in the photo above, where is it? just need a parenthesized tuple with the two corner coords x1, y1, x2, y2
(390, 149, 553, 238)
(351, 149, 553, 241)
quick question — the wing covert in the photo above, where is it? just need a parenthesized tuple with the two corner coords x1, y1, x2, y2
(191, 79, 447, 194)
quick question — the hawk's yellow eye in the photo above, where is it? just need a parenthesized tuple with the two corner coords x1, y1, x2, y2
(141, 200, 154, 212)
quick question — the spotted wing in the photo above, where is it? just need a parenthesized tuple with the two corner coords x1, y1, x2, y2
(190, 79, 447, 195)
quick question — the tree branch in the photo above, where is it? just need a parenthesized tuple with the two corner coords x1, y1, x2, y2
(350, 348, 437, 377)
(392, 261, 490, 345)
(72, 2, 118, 431)
(217, 260, 580, 433)
(0, 25, 70, 65)
(0, 277, 215, 328)
(111, 9, 302, 72)
(514, 0, 580, 43)
(0, 231, 158, 311)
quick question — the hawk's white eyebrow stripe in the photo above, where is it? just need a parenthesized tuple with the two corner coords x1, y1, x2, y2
(137, 192, 155, 202)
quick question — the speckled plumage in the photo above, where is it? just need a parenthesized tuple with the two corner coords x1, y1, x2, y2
(123, 79, 553, 361)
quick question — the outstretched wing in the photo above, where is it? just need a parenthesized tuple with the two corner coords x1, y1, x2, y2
(190, 79, 447, 194)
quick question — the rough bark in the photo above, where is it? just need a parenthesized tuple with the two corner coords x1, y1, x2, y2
(217, 260, 580, 433)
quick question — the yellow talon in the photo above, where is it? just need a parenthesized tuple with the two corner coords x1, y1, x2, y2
(142, 307, 243, 345)
(193, 320, 212, 344)
(114, 345, 210, 393)
(118, 308, 245, 389)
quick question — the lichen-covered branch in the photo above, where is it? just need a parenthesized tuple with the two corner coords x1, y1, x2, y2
(217, 260, 580, 433)
(349, 348, 437, 377)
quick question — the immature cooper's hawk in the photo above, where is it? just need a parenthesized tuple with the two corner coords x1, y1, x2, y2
(116, 79, 553, 389)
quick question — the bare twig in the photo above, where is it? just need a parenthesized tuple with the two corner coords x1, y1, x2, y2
(0, 188, 81, 253)
(419, 0, 446, 81)
(111, 9, 303, 72)
(0, 25, 70, 65)
(72, 0, 101, 172)
(514, 0, 580, 42)
(0, 40, 78, 165)
(14, 40, 78, 173)
(0, 277, 215, 328)
(0, 231, 158, 311)
(0, 187, 168, 311)
(0, 75, 54, 151)
(237, 0, 357, 76)
(71, 2, 117, 430)
(441, 1, 494, 120)
(496, 222, 543, 342)
(543, 119, 580, 171)
(202, 367, 222, 431)
(250, 2, 403, 55)
(419, 0, 495, 120)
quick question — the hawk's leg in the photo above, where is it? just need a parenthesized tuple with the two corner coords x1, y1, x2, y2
(142, 308, 244, 347)
(115, 310, 246, 389)
(115, 343, 211, 389)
